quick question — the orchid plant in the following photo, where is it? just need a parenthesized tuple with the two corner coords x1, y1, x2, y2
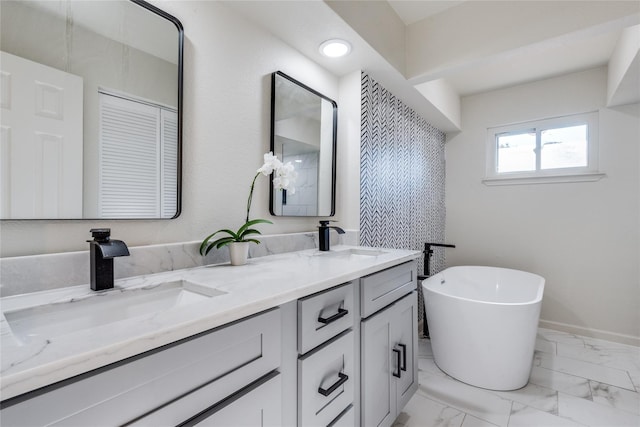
(200, 152, 297, 256)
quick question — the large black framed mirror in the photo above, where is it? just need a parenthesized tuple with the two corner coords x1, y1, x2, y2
(270, 71, 337, 217)
(0, 0, 183, 219)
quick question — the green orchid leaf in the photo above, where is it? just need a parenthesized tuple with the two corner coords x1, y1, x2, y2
(213, 236, 236, 249)
(218, 229, 240, 239)
(237, 218, 273, 237)
(202, 240, 220, 256)
(244, 238, 261, 245)
(200, 230, 225, 255)
(238, 228, 262, 239)
(199, 229, 239, 255)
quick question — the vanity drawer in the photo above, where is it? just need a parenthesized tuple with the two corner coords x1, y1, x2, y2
(298, 331, 355, 427)
(298, 281, 354, 354)
(0, 308, 281, 426)
(361, 261, 417, 318)
(135, 371, 283, 426)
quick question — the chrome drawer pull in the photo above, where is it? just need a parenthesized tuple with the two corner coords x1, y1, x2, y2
(317, 307, 348, 325)
(398, 343, 407, 371)
(318, 372, 349, 396)
(392, 348, 402, 378)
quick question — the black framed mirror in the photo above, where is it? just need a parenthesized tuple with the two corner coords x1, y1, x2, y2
(0, 0, 183, 219)
(270, 71, 337, 217)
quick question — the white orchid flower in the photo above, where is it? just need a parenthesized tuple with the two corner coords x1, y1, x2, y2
(273, 161, 297, 194)
(201, 152, 299, 256)
(256, 151, 283, 176)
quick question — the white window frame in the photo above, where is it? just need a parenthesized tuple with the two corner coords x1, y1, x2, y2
(483, 112, 605, 186)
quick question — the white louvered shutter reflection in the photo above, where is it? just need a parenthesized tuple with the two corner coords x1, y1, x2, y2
(161, 109, 178, 218)
(99, 92, 178, 218)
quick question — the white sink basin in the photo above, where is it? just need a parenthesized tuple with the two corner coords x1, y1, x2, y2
(4, 280, 226, 344)
(320, 248, 387, 257)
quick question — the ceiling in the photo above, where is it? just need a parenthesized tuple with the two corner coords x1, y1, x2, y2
(388, 1, 465, 24)
(388, 0, 636, 97)
(224, 1, 640, 133)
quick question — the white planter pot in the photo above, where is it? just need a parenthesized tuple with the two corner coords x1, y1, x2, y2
(228, 241, 250, 266)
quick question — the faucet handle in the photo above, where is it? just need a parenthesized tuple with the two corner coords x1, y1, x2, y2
(319, 220, 338, 227)
(90, 228, 111, 242)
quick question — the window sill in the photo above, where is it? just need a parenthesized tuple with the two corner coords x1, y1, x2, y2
(482, 172, 606, 186)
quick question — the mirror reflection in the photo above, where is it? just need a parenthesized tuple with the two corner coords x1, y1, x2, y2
(270, 71, 336, 217)
(0, 0, 182, 219)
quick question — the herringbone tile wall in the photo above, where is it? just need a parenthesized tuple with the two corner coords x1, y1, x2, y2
(360, 73, 447, 323)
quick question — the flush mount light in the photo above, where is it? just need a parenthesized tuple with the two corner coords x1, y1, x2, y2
(319, 39, 351, 58)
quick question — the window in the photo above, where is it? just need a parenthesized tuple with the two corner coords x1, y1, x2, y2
(484, 112, 604, 185)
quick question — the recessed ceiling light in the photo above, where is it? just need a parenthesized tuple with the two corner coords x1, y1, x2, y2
(319, 39, 351, 58)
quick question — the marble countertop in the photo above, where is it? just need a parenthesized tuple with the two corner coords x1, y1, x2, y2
(0, 245, 420, 401)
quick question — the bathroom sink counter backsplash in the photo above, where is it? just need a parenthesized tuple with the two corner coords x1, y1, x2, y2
(0, 245, 420, 400)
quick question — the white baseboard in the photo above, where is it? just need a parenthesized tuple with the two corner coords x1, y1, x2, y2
(539, 319, 640, 347)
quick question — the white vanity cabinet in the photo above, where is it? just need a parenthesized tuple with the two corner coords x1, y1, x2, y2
(360, 261, 418, 427)
(0, 309, 282, 426)
(0, 249, 422, 427)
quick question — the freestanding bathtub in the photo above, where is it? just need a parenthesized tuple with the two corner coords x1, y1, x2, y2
(422, 266, 545, 391)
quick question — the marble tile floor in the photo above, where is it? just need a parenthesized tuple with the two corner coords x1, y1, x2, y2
(393, 328, 640, 427)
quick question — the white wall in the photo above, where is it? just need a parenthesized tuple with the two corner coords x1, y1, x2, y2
(446, 67, 640, 344)
(336, 70, 363, 231)
(0, 1, 349, 257)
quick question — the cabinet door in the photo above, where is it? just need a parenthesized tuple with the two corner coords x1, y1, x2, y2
(184, 373, 282, 427)
(392, 292, 418, 412)
(361, 306, 396, 427)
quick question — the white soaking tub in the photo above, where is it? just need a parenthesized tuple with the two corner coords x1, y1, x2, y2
(423, 266, 545, 391)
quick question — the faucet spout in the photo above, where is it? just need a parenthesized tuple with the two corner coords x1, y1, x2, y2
(88, 228, 130, 291)
(318, 220, 345, 251)
(95, 239, 130, 258)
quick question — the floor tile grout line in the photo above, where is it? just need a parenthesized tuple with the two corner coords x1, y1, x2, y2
(624, 371, 639, 394)
(536, 332, 587, 349)
(531, 365, 593, 387)
(589, 380, 640, 416)
(558, 389, 640, 420)
(460, 412, 467, 426)
(535, 353, 638, 390)
(505, 399, 513, 427)
(534, 363, 638, 395)
(552, 347, 640, 370)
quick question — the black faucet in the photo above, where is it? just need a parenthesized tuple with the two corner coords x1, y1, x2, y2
(87, 228, 130, 291)
(420, 242, 455, 339)
(422, 242, 456, 277)
(318, 220, 345, 251)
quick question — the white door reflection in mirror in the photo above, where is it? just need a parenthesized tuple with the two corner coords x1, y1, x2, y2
(0, 51, 83, 219)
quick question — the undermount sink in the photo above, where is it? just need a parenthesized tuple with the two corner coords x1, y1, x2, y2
(4, 280, 226, 344)
(320, 248, 388, 257)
